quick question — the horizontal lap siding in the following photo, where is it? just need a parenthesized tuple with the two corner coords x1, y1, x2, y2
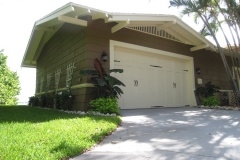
(87, 18, 230, 90)
(37, 24, 88, 92)
(36, 17, 231, 111)
(36, 23, 95, 111)
(193, 51, 229, 89)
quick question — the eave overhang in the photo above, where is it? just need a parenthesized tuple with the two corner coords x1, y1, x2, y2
(21, 2, 216, 68)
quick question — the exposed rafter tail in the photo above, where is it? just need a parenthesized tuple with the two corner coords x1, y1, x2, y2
(190, 44, 209, 52)
(58, 15, 87, 26)
(111, 20, 130, 33)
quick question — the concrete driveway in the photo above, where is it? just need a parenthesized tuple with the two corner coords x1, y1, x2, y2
(71, 107, 240, 160)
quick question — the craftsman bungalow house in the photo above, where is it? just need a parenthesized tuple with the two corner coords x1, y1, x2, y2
(21, 3, 230, 111)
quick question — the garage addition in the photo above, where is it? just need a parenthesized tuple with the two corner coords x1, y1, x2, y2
(110, 41, 196, 109)
(22, 3, 231, 111)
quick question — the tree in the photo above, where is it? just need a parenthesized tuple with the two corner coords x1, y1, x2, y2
(170, 0, 240, 105)
(0, 50, 20, 105)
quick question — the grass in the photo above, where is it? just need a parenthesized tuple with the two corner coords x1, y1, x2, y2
(0, 105, 121, 160)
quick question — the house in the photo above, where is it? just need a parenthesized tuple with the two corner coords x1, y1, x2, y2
(21, 2, 231, 111)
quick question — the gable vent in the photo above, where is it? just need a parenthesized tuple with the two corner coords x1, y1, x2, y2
(127, 26, 180, 42)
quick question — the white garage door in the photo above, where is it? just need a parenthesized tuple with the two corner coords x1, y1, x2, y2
(111, 43, 194, 109)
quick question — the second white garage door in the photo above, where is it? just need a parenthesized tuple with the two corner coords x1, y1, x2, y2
(111, 41, 195, 109)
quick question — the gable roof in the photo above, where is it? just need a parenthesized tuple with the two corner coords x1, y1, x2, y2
(21, 2, 216, 68)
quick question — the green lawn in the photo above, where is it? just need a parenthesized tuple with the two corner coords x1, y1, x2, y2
(0, 106, 121, 160)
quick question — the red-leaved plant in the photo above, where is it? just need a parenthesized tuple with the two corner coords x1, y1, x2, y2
(80, 58, 125, 98)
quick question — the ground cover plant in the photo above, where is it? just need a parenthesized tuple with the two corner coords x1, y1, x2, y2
(89, 98, 119, 114)
(0, 105, 121, 160)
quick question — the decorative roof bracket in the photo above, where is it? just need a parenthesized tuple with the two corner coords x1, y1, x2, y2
(190, 44, 209, 51)
(111, 19, 130, 33)
(58, 15, 87, 26)
(92, 13, 109, 20)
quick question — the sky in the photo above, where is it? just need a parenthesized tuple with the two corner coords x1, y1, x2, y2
(0, 0, 199, 103)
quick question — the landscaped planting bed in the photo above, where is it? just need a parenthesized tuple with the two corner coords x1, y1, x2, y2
(195, 105, 240, 110)
(0, 106, 121, 160)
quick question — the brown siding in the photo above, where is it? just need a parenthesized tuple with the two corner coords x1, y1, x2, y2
(36, 23, 92, 111)
(37, 24, 88, 91)
(86, 18, 230, 90)
(36, 17, 231, 111)
(193, 50, 230, 89)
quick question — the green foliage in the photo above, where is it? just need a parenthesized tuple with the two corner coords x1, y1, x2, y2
(89, 98, 119, 114)
(196, 81, 220, 98)
(169, 0, 240, 104)
(0, 51, 20, 105)
(0, 105, 121, 160)
(28, 96, 40, 106)
(80, 58, 125, 99)
(28, 91, 73, 110)
(39, 94, 47, 107)
(54, 91, 74, 110)
(203, 96, 220, 106)
(169, 0, 220, 36)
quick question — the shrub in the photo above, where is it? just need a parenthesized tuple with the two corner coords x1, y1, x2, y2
(45, 93, 54, 108)
(39, 94, 47, 108)
(28, 91, 73, 110)
(203, 96, 220, 107)
(28, 96, 40, 107)
(54, 91, 74, 110)
(196, 81, 220, 98)
(89, 98, 119, 114)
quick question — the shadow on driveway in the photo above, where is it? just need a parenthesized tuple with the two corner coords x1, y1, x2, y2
(72, 107, 240, 160)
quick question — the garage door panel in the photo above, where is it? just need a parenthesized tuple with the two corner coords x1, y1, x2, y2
(165, 71, 174, 107)
(182, 72, 189, 105)
(144, 68, 156, 107)
(115, 64, 136, 109)
(135, 66, 149, 108)
(113, 45, 192, 109)
(174, 72, 183, 106)
(115, 47, 135, 62)
(155, 69, 165, 106)
(113, 64, 124, 108)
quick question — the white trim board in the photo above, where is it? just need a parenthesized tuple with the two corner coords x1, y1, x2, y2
(110, 40, 197, 107)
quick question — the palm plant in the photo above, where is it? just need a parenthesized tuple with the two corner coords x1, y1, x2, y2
(80, 58, 125, 99)
(170, 0, 240, 105)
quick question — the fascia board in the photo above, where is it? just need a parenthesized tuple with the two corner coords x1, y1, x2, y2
(35, 4, 75, 26)
(21, 26, 35, 67)
(21, 64, 36, 68)
(21, 3, 218, 68)
(108, 14, 177, 22)
(70, 2, 111, 15)
(109, 14, 216, 51)
(22, 3, 78, 68)
(175, 17, 216, 51)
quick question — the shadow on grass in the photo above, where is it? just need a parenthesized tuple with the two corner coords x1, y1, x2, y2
(0, 105, 119, 124)
(50, 140, 84, 159)
(51, 130, 113, 159)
